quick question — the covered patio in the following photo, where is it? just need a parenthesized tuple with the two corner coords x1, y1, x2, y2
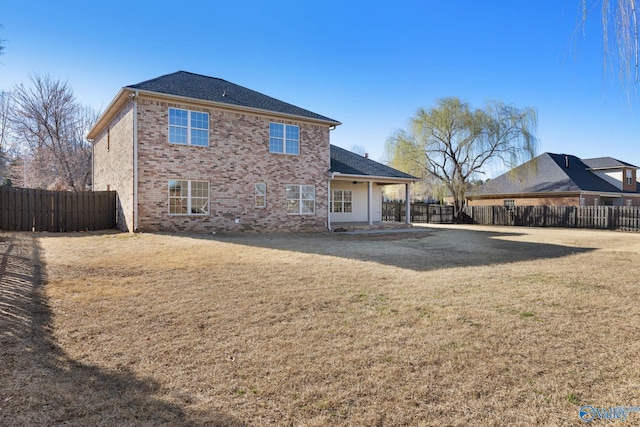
(328, 145, 418, 231)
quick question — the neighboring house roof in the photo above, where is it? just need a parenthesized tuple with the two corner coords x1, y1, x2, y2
(472, 152, 637, 197)
(582, 157, 638, 170)
(330, 144, 417, 182)
(88, 71, 340, 139)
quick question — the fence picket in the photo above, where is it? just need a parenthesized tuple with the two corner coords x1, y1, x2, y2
(462, 205, 640, 232)
(0, 187, 116, 232)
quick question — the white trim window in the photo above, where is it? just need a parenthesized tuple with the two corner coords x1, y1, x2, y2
(169, 108, 209, 146)
(168, 180, 209, 215)
(331, 190, 352, 213)
(255, 183, 266, 208)
(269, 123, 299, 155)
(626, 170, 634, 185)
(286, 184, 315, 214)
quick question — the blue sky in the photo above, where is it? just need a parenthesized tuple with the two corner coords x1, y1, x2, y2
(2, 1, 638, 177)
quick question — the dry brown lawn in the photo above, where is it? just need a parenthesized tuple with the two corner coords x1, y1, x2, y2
(2, 224, 640, 426)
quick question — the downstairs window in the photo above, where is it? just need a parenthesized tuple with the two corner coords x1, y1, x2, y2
(255, 183, 266, 208)
(168, 180, 209, 215)
(331, 190, 352, 213)
(286, 184, 315, 214)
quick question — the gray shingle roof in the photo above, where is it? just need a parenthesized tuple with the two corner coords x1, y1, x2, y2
(474, 152, 635, 195)
(582, 157, 638, 169)
(127, 71, 340, 124)
(330, 145, 417, 180)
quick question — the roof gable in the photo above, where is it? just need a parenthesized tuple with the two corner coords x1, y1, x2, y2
(330, 145, 417, 180)
(475, 152, 625, 196)
(127, 71, 340, 124)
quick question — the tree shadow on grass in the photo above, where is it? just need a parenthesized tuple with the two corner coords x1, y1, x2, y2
(0, 232, 243, 426)
(185, 226, 597, 272)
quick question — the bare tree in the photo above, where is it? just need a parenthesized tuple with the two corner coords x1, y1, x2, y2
(0, 24, 4, 57)
(0, 92, 12, 180)
(582, 0, 639, 85)
(9, 75, 96, 190)
(385, 97, 538, 221)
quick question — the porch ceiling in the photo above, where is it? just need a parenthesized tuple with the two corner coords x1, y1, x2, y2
(331, 173, 416, 185)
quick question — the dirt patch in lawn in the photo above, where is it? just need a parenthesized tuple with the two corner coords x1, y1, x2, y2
(2, 225, 640, 425)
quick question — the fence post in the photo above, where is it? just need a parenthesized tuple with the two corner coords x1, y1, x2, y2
(0, 187, 5, 230)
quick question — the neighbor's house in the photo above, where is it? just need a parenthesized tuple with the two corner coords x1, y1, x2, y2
(87, 71, 417, 232)
(468, 152, 640, 207)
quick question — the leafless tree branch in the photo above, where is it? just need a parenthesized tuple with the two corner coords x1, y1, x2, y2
(8, 74, 96, 190)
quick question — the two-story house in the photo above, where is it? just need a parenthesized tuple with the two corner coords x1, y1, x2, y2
(88, 71, 416, 232)
(467, 152, 640, 207)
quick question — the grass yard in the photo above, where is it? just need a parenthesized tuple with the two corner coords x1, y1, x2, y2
(2, 224, 640, 426)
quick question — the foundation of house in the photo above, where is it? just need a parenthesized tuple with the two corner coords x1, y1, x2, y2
(329, 221, 412, 232)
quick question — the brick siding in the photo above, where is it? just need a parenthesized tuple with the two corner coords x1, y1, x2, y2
(468, 195, 640, 207)
(92, 101, 135, 231)
(94, 94, 331, 232)
(468, 196, 580, 207)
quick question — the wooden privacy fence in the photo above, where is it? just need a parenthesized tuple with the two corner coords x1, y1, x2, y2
(0, 186, 117, 232)
(464, 205, 640, 232)
(382, 201, 454, 224)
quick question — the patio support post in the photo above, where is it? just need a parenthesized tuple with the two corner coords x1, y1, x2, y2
(368, 181, 373, 225)
(405, 183, 411, 224)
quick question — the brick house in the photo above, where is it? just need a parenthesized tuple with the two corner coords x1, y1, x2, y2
(467, 152, 640, 207)
(88, 71, 416, 232)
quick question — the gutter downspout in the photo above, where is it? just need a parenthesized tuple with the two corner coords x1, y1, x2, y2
(327, 125, 337, 232)
(132, 91, 139, 232)
(90, 139, 94, 191)
(327, 172, 334, 231)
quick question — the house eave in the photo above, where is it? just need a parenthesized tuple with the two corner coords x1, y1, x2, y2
(580, 190, 640, 197)
(331, 172, 417, 185)
(586, 166, 638, 171)
(87, 88, 132, 140)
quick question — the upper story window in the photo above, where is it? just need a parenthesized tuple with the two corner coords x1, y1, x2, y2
(169, 108, 209, 147)
(269, 123, 299, 155)
(626, 170, 634, 185)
